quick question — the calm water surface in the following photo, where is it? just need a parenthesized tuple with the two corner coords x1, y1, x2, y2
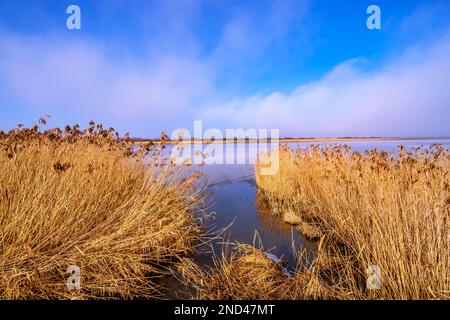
(159, 139, 450, 297)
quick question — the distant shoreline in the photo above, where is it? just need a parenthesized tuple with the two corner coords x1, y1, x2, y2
(134, 136, 450, 145)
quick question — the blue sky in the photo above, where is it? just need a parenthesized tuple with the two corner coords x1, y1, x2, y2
(0, 0, 449, 137)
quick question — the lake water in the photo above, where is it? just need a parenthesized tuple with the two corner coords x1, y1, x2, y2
(159, 139, 450, 297)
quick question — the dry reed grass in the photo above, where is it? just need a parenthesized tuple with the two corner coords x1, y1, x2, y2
(0, 119, 204, 299)
(255, 144, 450, 299)
(177, 243, 342, 300)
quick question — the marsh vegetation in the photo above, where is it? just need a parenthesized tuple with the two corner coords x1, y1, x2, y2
(0, 120, 203, 299)
(253, 145, 449, 299)
(0, 121, 448, 300)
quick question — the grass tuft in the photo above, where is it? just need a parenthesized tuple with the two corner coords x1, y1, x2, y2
(255, 144, 449, 299)
(0, 120, 204, 299)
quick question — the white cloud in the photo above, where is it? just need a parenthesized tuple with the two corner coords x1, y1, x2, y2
(200, 31, 450, 137)
(0, 34, 213, 124)
(0, 1, 448, 138)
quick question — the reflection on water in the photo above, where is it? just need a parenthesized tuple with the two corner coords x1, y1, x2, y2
(159, 139, 450, 297)
(177, 139, 450, 251)
(163, 139, 450, 185)
(205, 180, 317, 269)
(165, 139, 450, 260)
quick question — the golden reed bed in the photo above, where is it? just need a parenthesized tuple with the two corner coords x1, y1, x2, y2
(0, 120, 203, 299)
(176, 144, 448, 300)
(254, 144, 449, 299)
(1, 119, 448, 300)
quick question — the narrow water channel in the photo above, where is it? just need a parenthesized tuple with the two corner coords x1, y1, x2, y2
(159, 139, 450, 298)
